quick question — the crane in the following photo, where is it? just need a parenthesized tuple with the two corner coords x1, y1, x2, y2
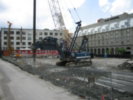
(33, 0, 92, 66)
(7, 21, 13, 56)
(33, 21, 92, 66)
(48, 0, 71, 45)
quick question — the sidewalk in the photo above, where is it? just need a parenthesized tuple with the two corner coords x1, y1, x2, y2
(0, 59, 83, 100)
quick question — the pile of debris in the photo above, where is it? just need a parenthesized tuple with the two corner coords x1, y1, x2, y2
(118, 60, 133, 71)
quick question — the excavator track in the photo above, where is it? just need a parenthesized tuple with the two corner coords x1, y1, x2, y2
(56, 60, 92, 67)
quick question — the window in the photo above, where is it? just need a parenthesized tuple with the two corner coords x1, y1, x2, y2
(22, 32, 26, 35)
(22, 37, 26, 40)
(4, 42, 7, 45)
(127, 47, 131, 50)
(16, 47, 20, 50)
(40, 32, 42, 35)
(60, 33, 62, 36)
(44, 32, 48, 35)
(55, 33, 58, 36)
(4, 37, 7, 39)
(28, 33, 32, 36)
(16, 37, 20, 40)
(102, 29, 105, 32)
(10, 37, 14, 40)
(50, 32, 53, 35)
(11, 42, 14, 45)
(11, 31, 14, 34)
(28, 42, 31, 45)
(111, 27, 114, 30)
(127, 29, 130, 32)
(115, 24, 119, 28)
(16, 42, 20, 45)
(22, 42, 26, 45)
(39, 37, 43, 40)
(16, 31, 20, 35)
(125, 22, 130, 27)
(4, 31, 8, 34)
(28, 37, 31, 40)
(121, 25, 125, 28)
(97, 27, 101, 32)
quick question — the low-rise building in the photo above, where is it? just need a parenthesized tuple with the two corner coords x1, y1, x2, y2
(0, 28, 64, 50)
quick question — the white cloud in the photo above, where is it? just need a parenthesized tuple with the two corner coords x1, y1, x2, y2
(99, 0, 133, 15)
(0, 0, 85, 32)
(60, 0, 85, 8)
(129, 9, 133, 13)
(110, 0, 133, 15)
(99, 0, 112, 12)
(99, 0, 109, 6)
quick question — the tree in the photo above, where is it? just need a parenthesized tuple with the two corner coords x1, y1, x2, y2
(116, 48, 126, 55)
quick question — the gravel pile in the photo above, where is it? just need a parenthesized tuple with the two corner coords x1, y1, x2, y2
(118, 60, 133, 71)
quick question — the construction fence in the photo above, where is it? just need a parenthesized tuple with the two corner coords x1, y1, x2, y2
(2, 50, 59, 57)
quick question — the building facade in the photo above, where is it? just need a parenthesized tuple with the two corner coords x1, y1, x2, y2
(0, 28, 64, 50)
(77, 13, 133, 57)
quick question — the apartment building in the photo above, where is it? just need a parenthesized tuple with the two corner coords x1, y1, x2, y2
(0, 28, 64, 50)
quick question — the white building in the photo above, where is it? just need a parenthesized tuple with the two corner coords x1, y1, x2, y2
(77, 13, 133, 57)
(0, 28, 64, 50)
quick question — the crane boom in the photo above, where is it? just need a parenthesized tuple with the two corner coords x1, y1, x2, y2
(5, 21, 14, 56)
(48, 0, 71, 45)
(7, 21, 13, 52)
(48, 0, 65, 30)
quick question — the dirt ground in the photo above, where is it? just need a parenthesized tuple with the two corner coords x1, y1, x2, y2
(35, 57, 128, 71)
(2, 57, 133, 100)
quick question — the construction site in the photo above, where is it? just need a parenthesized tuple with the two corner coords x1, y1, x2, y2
(0, 0, 133, 100)
(0, 56, 133, 100)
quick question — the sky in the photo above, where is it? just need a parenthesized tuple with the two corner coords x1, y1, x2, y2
(0, 0, 133, 32)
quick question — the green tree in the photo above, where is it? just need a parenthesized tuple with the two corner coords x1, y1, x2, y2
(116, 48, 126, 55)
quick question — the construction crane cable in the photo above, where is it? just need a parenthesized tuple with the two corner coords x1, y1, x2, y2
(48, 0, 57, 28)
(62, 0, 82, 50)
(61, 0, 75, 23)
(68, 9, 76, 23)
(74, 8, 81, 21)
(63, 0, 79, 23)
(66, 0, 81, 21)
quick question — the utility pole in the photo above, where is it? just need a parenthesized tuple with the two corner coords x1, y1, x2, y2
(33, 0, 36, 62)
(20, 27, 23, 49)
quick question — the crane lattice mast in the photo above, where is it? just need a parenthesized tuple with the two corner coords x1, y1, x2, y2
(48, 0, 72, 45)
(48, 0, 66, 30)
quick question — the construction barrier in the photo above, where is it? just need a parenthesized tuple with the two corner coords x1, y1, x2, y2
(3, 50, 12, 56)
(3, 50, 59, 57)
